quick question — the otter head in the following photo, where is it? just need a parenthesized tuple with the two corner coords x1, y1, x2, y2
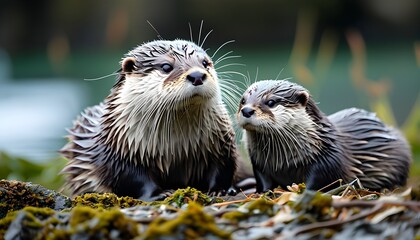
(237, 80, 326, 167)
(237, 80, 318, 133)
(104, 39, 229, 162)
(117, 39, 220, 110)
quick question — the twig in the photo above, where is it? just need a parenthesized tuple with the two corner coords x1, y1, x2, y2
(317, 179, 343, 192)
(281, 199, 420, 237)
(332, 199, 420, 211)
(283, 202, 384, 237)
(211, 197, 254, 207)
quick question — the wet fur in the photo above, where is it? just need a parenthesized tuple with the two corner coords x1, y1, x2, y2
(238, 80, 411, 192)
(61, 40, 238, 201)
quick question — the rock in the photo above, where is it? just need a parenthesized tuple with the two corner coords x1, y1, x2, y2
(0, 180, 71, 218)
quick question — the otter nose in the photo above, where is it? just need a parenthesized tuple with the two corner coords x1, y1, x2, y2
(187, 71, 206, 86)
(241, 107, 255, 118)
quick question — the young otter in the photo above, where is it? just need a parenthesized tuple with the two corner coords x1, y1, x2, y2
(61, 39, 238, 201)
(237, 80, 411, 192)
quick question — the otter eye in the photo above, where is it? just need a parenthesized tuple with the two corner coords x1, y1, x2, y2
(240, 97, 246, 105)
(266, 100, 276, 108)
(161, 63, 173, 73)
(202, 60, 209, 68)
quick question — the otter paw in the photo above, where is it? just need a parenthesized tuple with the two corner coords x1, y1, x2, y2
(208, 189, 227, 197)
(160, 189, 175, 199)
(147, 190, 174, 201)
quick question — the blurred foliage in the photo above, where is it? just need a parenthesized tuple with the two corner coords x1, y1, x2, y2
(0, 152, 66, 191)
(288, 10, 420, 179)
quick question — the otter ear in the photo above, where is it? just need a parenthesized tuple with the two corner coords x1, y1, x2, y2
(296, 90, 309, 106)
(121, 57, 137, 73)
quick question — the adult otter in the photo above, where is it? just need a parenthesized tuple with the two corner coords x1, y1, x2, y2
(237, 79, 411, 192)
(61, 39, 238, 201)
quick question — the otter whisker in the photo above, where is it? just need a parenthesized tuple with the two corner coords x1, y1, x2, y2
(211, 40, 235, 59)
(188, 22, 193, 42)
(274, 66, 289, 81)
(219, 85, 243, 101)
(214, 51, 241, 60)
(214, 54, 242, 66)
(270, 124, 289, 169)
(219, 80, 247, 98)
(273, 127, 288, 170)
(218, 76, 243, 86)
(146, 20, 163, 40)
(282, 123, 306, 167)
(254, 68, 260, 84)
(219, 81, 244, 95)
(200, 29, 214, 48)
(215, 62, 246, 71)
(218, 70, 248, 79)
(218, 76, 247, 88)
(214, 51, 234, 64)
(243, 71, 252, 88)
(220, 92, 240, 112)
(197, 20, 204, 46)
(84, 72, 119, 81)
(230, 113, 243, 139)
(219, 80, 243, 99)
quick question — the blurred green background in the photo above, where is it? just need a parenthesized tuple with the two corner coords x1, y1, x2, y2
(0, 0, 419, 191)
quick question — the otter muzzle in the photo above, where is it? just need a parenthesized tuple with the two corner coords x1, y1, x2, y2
(187, 71, 207, 86)
(241, 107, 255, 118)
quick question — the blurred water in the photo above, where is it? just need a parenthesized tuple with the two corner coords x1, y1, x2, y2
(0, 52, 88, 162)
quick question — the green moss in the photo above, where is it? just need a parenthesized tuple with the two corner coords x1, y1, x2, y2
(72, 190, 216, 209)
(69, 206, 139, 238)
(20, 206, 55, 219)
(72, 193, 144, 209)
(222, 197, 275, 223)
(0, 180, 67, 218)
(221, 210, 248, 222)
(143, 202, 230, 239)
(296, 183, 306, 193)
(293, 190, 332, 215)
(1, 205, 139, 239)
(0, 207, 55, 239)
(309, 192, 332, 209)
(0, 211, 17, 238)
(247, 197, 275, 214)
(40, 206, 139, 239)
(68, 206, 96, 227)
(158, 187, 215, 207)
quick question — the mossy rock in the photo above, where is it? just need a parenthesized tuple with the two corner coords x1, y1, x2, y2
(0, 180, 71, 218)
(159, 187, 220, 207)
(222, 197, 275, 223)
(293, 190, 332, 215)
(1, 206, 139, 239)
(0, 207, 55, 239)
(143, 202, 231, 239)
(72, 192, 144, 209)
